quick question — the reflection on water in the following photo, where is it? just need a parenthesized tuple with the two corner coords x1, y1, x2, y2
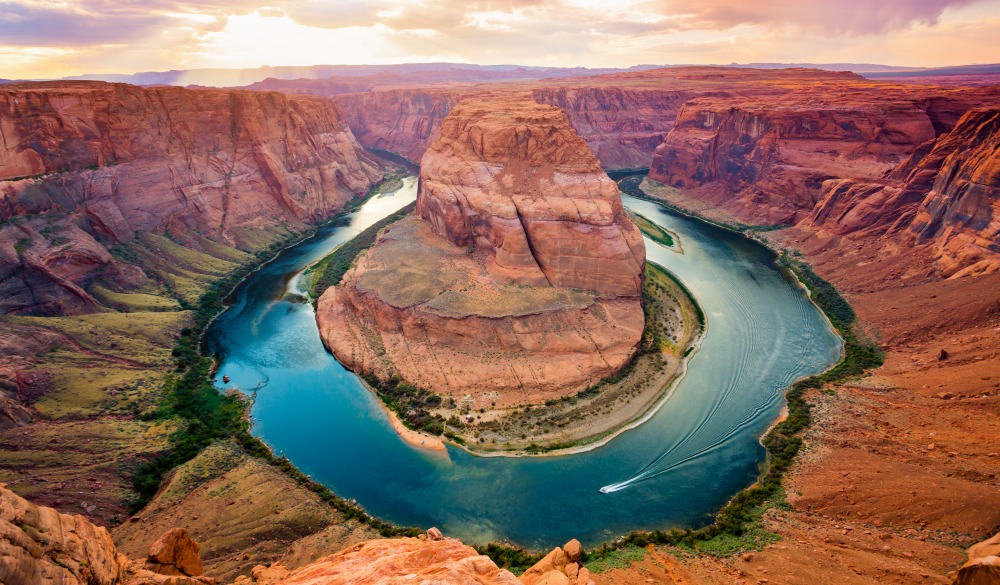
(206, 179, 841, 549)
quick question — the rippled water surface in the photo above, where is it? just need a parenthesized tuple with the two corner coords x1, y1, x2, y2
(206, 177, 841, 549)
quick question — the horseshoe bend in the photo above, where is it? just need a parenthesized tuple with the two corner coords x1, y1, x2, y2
(313, 97, 710, 453)
(1, 41, 999, 585)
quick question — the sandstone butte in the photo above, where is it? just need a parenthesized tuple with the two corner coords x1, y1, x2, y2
(316, 96, 646, 405)
(0, 81, 382, 315)
(0, 484, 597, 585)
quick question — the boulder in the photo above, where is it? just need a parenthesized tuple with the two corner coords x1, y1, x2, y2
(145, 528, 205, 577)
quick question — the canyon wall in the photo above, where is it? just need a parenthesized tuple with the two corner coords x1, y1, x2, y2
(647, 86, 999, 225)
(330, 67, 880, 173)
(0, 82, 382, 314)
(317, 96, 645, 403)
(335, 88, 465, 163)
(804, 107, 1000, 277)
(335, 86, 688, 170)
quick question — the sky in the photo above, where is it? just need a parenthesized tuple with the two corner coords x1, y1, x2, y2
(2, 0, 1000, 79)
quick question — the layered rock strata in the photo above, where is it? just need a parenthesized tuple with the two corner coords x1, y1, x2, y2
(0, 485, 214, 585)
(2, 484, 598, 585)
(0, 81, 382, 314)
(804, 107, 1000, 277)
(645, 84, 997, 226)
(318, 96, 645, 404)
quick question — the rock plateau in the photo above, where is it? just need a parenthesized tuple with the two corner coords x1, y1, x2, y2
(317, 96, 645, 404)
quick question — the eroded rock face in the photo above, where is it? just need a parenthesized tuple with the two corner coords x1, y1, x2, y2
(235, 536, 522, 585)
(0, 81, 382, 314)
(647, 85, 999, 226)
(0, 485, 214, 585)
(649, 94, 938, 225)
(416, 96, 645, 296)
(234, 531, 598, 585)
(318, 96, 645, 403)
(805, 108, 1000, 277)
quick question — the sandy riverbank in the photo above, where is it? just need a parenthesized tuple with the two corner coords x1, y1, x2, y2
(444, 262, 704, 456)
(384, 405, 447, 452)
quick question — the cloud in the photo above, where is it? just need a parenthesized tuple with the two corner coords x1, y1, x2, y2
(0, 0, 995, 79)
(0, 0, 260, 46)
(652, 0, 981, 35)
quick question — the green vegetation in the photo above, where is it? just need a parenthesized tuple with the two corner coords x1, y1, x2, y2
(583, 545, 648, 573)
(129, 174, 424, 539)
(363, 374, 447, 436)
(474, 543, 544, 575)
(310, 201, 416, 300)
(90, 285, 182, 312)
(576, 205, 884, 565)
(628, 210, 675, 247)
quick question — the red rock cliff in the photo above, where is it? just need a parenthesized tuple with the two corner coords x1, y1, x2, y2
(333, 67, 881, 172)
(647, 85, 998, 226)
(0, 81, 382, 314)
(804, 107, 1000, 277)
(416, 96, 645, 296)
(317, 96, 645, 403)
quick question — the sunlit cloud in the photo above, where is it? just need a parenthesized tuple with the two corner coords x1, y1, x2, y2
(0, 0, 997, 79)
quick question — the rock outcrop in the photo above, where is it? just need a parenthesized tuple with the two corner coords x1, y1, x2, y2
(0, 484, 214, 585)
(233, 530, 597, 585)
(952, 531, 1000, 585)
(804, 107, 1000, 277)
(415, 96, 645, 296)
(519, 539, 595, 585)
(647, 85, 999, 225)
(333, 67, 885, 172)
(317, 96, 645, 404)
(233, 534, 521, 585)
(0, 81, 382, 314)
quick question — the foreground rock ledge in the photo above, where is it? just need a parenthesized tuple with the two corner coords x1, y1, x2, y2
(1, 483, 595, 585)
(317, 96, 646, 405)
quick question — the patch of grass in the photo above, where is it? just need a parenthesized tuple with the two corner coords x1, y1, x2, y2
(310, 201, 416, 301)
(583, 545, 648, 573)
(17, 311, 190, 366)
(32, 364, 163, 419)
(628, 210, 675, 247)
(89, 285, 181, 313)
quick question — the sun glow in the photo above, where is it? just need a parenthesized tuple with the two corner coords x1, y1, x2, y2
(0, 0, 998, 79)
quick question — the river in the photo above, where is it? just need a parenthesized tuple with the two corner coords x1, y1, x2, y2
(205, 175, 841, 549)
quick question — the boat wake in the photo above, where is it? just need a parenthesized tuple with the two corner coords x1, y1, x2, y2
(599, 272, 818, 495)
